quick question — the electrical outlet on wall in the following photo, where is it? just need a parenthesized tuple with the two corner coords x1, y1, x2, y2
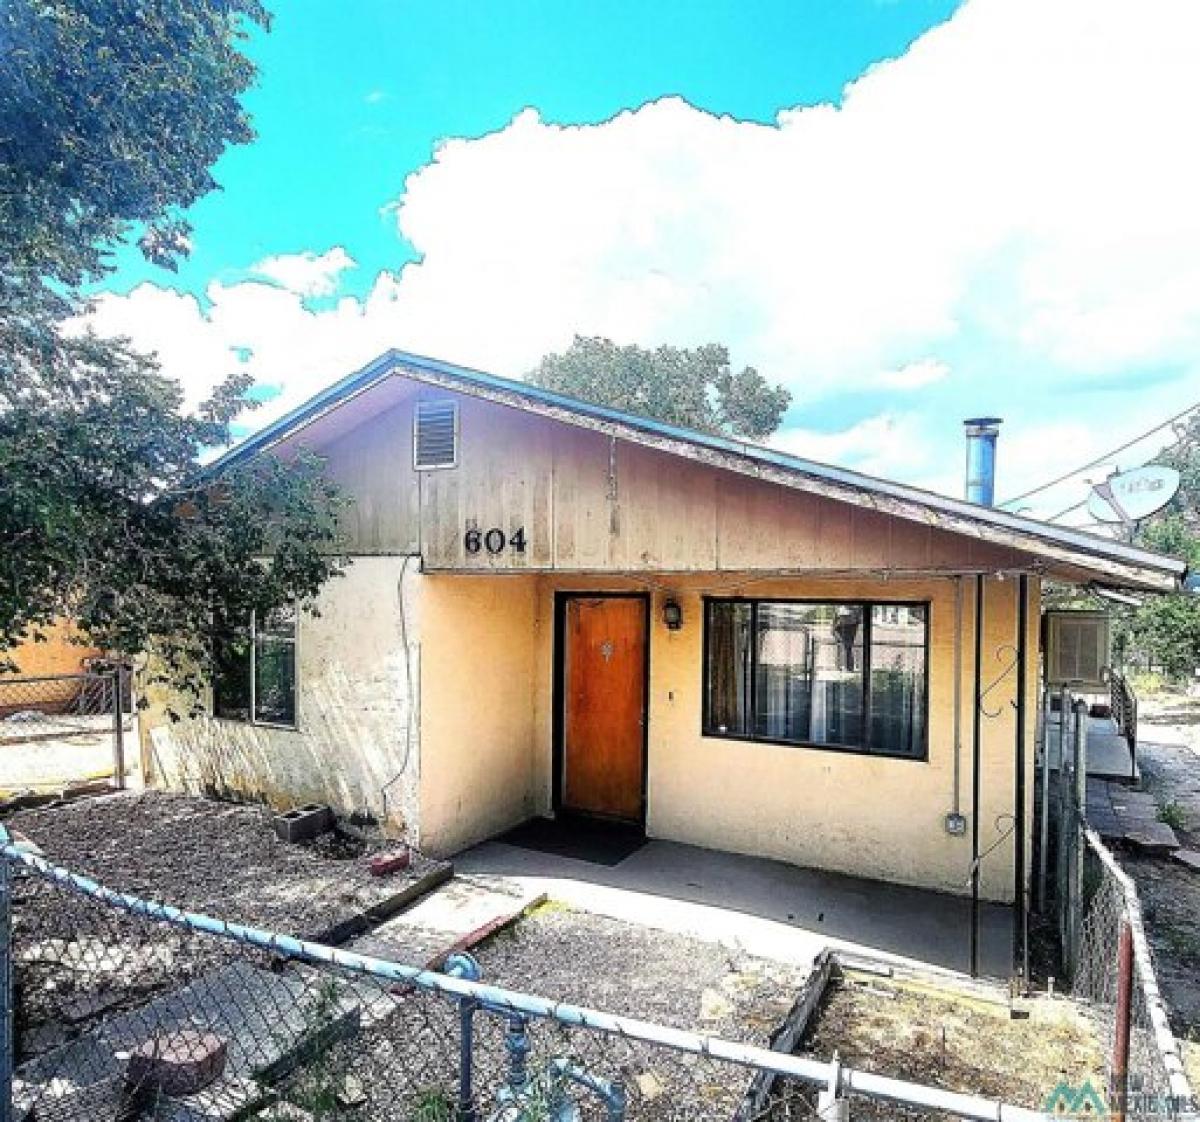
(945, 812, 968, 837)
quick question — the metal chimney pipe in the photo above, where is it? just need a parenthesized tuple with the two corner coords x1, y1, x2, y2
(963, 417, 1002, 506)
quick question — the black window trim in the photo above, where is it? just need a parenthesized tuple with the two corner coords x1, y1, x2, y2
(212, 607, 300, 731)
(700, 595, 931, 763)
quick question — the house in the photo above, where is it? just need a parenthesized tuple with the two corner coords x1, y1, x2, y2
(140, 350, 1185, 909)
(1, 620, 100, 716)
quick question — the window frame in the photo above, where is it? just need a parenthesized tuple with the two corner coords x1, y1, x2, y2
(212, 608, 300, 731)
(700, 596, 931, 762)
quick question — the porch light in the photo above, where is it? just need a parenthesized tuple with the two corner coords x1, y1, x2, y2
(662, 599, 683, 630)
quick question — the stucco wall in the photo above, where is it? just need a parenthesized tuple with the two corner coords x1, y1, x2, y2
(2, 620, 98, 678)
(523, 572, 1038, 902)
(143, 556, 422, 833)
(416, 573, 540, 856)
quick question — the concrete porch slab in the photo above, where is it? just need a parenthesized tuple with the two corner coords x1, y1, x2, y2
(1045, 714, 1139, 783)
(456, 837, 1013, 980)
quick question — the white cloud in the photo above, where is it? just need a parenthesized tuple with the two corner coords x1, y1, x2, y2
(773, 413, 932, 482)
(875, 359, 950, 391)
(82, 0, 1200, 503)
(250, 247, 357, 298)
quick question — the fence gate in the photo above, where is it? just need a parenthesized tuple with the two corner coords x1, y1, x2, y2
(0, 668, 132, 796)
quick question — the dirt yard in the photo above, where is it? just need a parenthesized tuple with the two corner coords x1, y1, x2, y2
(471, 905, 1109, 1116)
(802, 972, 1105, 1114)
(474, 902, 809, 1044)
(1126, 693, 1200, 1037)
(5, 790, 445, 939)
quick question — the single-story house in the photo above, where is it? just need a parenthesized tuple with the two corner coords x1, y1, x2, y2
(141, 350, 1185, 911)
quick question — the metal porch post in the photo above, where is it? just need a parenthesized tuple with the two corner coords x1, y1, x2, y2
(0, 825, 13, 1122)
(1013, 574, 1029, 985)
(970, 575, 984, 978)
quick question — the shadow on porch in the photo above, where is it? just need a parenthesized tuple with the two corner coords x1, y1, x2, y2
(457, 827, 1013, 979)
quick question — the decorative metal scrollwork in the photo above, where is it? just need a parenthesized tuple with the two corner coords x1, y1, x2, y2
(978, 642, 1019, 719)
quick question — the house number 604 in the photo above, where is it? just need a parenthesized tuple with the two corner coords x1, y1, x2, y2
(464, 526, 527, 555)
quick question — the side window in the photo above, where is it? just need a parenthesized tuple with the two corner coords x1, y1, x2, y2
(213, 606, 298, 728)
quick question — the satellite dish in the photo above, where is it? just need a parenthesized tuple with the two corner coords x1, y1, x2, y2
(1087, 465, 1181, 525)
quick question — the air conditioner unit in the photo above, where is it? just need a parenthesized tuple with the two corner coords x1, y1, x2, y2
(1044, 610, 1110, 690)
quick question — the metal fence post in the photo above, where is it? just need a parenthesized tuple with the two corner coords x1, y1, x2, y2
(1037, 686, 1051, 912)
(112, 667, 126, 791)
(444, 953, 481, 1122)
(817, 1056, 848, 1121)
(1111, 919, 1134, 1122)
(1069, 698, 1089, 980)
(0, 826, 13, 1122)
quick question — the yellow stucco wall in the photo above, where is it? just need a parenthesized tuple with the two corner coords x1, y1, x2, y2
(406, 567, 1038, 900)
(3, 619, 98, 677)
(415, 573, 540, 855)
(143, 557, 422, 832)
(142, 557, 1039, 900)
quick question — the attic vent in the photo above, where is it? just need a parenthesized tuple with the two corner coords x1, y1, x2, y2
(1045, 610, 1110, 690)
(414, 400, 458, 470)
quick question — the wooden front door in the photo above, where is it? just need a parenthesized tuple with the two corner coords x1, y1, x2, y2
(560, 595, 648, 822)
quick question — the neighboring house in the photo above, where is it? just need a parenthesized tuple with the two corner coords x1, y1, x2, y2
(1, 620, 100, 715)
(141, 350, 1185, 906)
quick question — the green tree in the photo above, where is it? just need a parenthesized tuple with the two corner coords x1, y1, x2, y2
(529, 336, 792, 440)
(0, 0, 346, 703)
(1118, 416, 1200, 679)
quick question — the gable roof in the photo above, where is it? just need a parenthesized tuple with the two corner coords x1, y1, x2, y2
(210, 349, 1188, 593)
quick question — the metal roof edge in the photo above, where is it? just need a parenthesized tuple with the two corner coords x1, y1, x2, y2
(209, 347, 1187, 585)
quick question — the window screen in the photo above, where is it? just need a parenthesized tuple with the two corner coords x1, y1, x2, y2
(213, 606, 298, 727)
(704, 600, 928, 759)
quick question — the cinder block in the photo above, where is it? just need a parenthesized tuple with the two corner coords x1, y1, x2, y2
(273, 804, 335, 843)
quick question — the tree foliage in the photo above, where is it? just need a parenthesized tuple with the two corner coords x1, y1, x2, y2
(529, 336, 792, 440)
(1119, 414, 1200, 679)
(0, 0, 347, 702)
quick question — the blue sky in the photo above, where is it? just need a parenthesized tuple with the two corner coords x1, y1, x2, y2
(105, 0, 959, 302)
(90, 0, 1200, 521)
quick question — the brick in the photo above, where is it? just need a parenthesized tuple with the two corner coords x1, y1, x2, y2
(125, 1031, 228, 1096)
(368, 848, 411, 877)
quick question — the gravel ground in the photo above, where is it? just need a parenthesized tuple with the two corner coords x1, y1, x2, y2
(6, 790, 444, 939)
(802, 974, 1104, 1116)
(1122, 694, 1200, 1036)
(474, 903, 809, 1043)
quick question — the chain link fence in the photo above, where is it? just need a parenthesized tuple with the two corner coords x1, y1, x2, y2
(1072, 828, 1195, 1121)
(0, 671, 131, 795)
(0, 831, 1046, 1122)
(1045, 698, 1195, 1120)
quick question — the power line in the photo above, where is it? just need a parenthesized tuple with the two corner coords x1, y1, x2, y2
(1047, 498, 1087, 523)
(999, 399, 1200, 508)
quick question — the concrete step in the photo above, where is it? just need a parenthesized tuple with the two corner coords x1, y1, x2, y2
(349, 874, 546, 968)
